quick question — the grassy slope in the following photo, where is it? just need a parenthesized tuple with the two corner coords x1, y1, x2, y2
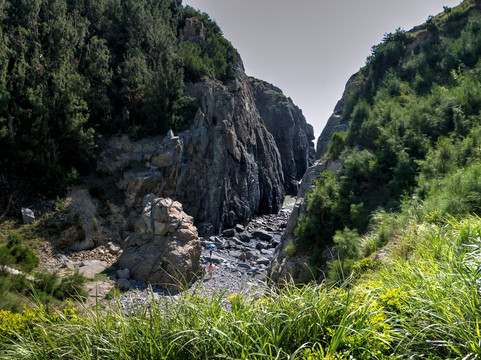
(0, 209, 480, 359)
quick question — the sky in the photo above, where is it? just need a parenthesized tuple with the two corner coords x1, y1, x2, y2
(182, 0, 462, 141)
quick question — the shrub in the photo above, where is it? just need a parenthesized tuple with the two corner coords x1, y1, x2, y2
(0, 233, 39, 272)
(333, 227, 361, 261)
(285, 239, 296, 257)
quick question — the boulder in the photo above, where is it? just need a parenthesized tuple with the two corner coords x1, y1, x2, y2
(252, 229, 273, 241)
(222, 228, 236, 238)
(238, 233, 251, 243)
(235, 224, 245, 233)
(77, 260, 108, 280)
(256, 242, 268, 251)
(117, 278, 131, 291)
(73, 233, 95, 252)
(257, 258, 270, 266)
(117, 194, 202, 290)
(117, 268, 130, 280)
(21, 208, 35, 224)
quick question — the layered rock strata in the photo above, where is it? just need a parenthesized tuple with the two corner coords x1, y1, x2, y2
(250, 78, 316, 194)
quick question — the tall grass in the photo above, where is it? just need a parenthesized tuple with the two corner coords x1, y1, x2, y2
(0, 281, 397, 359)
(361, 215, 481, 358)
(3, 214, 481, 358)
(3, 215, 481, 358)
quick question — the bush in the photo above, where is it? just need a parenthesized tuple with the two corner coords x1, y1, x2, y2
(326, 131, 346, 160)
(333, 227, 361, 261)
(0, 233, 39, 272)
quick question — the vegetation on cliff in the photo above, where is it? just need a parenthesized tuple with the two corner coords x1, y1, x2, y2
(297, 0, 481, 270)
(0, 0, 237, 196)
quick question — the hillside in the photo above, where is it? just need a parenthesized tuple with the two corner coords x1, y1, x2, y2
(0, 0, 319, 232)
(269, 0, 481, 282)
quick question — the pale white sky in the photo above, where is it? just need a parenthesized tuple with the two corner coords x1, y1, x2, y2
(182, 0, 462, 140)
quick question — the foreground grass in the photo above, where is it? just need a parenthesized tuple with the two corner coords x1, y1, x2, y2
(2, 215, 481, 359)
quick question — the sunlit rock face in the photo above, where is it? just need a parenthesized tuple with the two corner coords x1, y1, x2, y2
(117, 194, 202, 290)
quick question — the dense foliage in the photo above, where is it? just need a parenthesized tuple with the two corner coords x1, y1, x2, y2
(297, 0, 481, 266)
(0, 0, 237, 196)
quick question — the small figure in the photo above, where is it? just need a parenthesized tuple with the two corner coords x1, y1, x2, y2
(242, 252, 247, 263)
(207, 263, 215, 279)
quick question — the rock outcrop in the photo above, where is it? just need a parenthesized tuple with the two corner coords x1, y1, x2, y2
(268, 160, 342, 284)
(250, 77, 316, 194)
(316, 73, 359, 159)
(183, 17, 207, 46)
(117, 194, 202, 290)
(99, 59, 286, 235)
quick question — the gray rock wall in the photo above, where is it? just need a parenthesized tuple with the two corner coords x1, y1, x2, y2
(99, 61, 285, 235)
(249, 78, 315, 194)
(316, 73, 359, 159)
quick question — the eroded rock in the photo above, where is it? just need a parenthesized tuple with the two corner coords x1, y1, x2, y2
(117, 194, 202, 290)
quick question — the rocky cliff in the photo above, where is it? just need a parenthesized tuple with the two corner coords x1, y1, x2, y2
(316, 73, 359, 159)
(269, 73, 359, 283)
(98, 58, 285, 236)
(249, 78, 316, 194)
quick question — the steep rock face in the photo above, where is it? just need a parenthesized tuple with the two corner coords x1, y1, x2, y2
(316, 73, 359, 159)
(99, 60, 285, 235)
(117, 194, 202, 289)
(268, 160, 341, 284)
(250, 78, 316, 194)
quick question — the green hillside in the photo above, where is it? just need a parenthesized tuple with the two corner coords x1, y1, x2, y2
(0, 0, 236, 196)
(297, 0, 481, 269)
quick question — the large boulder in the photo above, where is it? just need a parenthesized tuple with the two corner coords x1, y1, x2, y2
(21, 207, 35, 224)
(117, 194, 202, 290)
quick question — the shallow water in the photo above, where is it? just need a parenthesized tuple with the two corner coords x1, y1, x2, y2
(283, 195, 296, 210)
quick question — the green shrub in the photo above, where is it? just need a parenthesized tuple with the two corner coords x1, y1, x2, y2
(333, 227, 361, 261)
(0, 233, 39, 272)
(326, 131, 346, 160)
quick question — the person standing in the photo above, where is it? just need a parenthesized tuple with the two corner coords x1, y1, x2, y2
(207, 263, 215, 279)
